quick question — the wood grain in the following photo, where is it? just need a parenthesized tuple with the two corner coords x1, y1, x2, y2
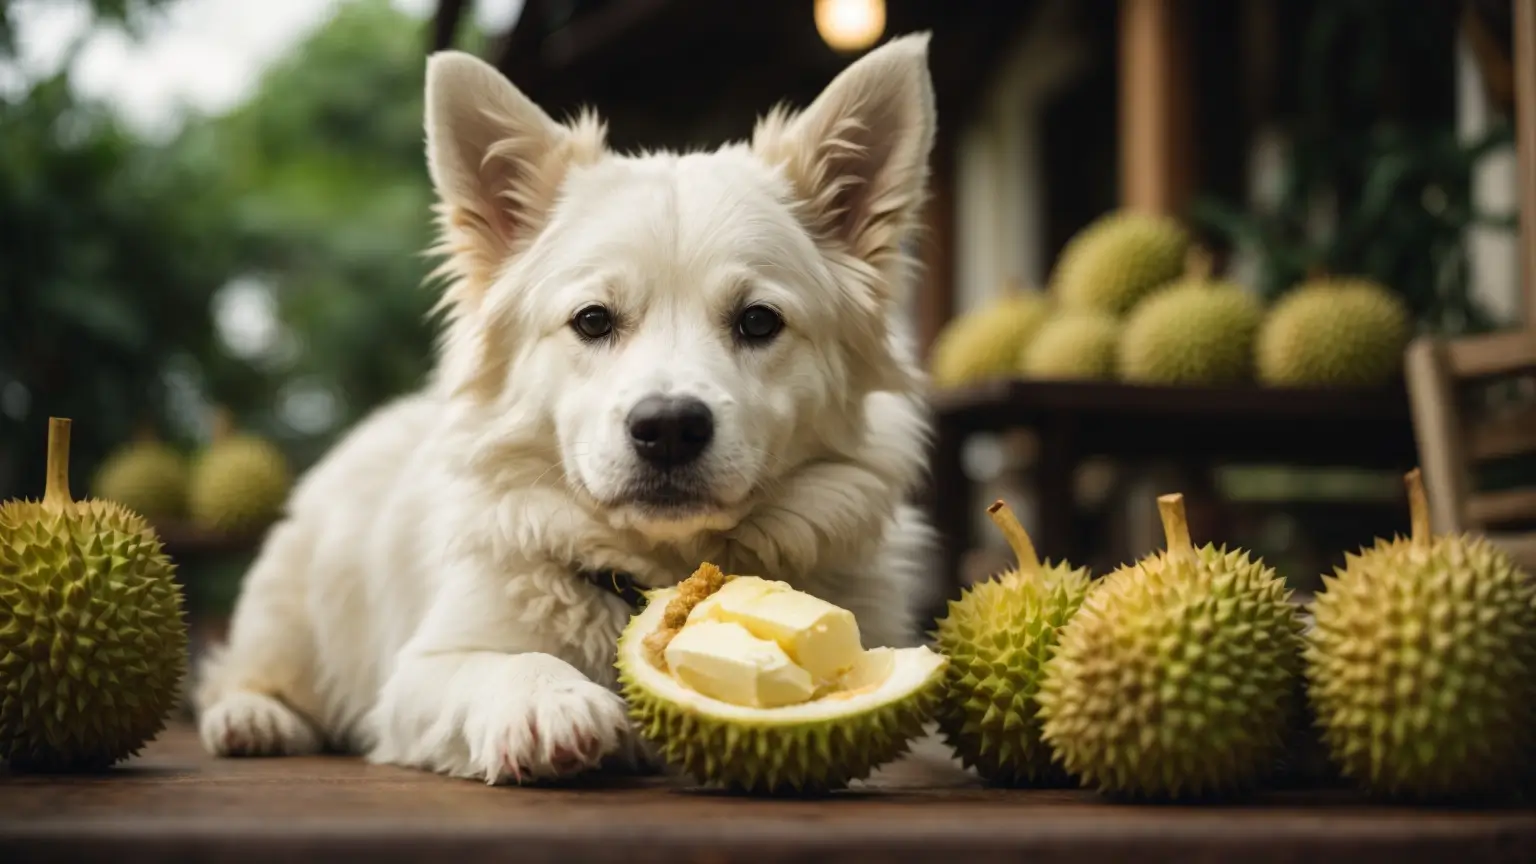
(4, 725, 1535, 863)
(1444, 330, 1536, 379)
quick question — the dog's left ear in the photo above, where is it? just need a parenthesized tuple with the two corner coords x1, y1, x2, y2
(752, 32, 937, 279)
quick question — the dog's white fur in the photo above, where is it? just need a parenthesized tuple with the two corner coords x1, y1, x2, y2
(194, 34, 941, 785)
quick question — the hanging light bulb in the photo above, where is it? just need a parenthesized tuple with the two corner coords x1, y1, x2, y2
(814, 0, 886, 54)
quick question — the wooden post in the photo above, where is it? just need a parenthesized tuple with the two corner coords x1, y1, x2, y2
(1119, 0, 1196, 215)
(1516, 0, 1536, 325)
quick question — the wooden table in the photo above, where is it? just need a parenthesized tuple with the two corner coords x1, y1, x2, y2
(4, 725, 1535, 863)
(925, 379, 1419, 605)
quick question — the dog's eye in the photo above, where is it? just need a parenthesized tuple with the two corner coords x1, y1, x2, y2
(735, 304, 784, 344)
(572, 305, 614, 341)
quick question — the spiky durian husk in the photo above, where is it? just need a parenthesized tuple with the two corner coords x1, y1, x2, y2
(616, 626, 946, 796)
(1037, 544, 1303, 799)
(1051, 211, 1190, 316)
(1117, 279, 1264, 385)
(188, 435, 292, 533)
(0, 499, 188, 771)
(1304, 534, 1536, 800)
(1255, 277, 1410, 387)
(931, 563, 1093, 785)
(90, 440, 190, 521)
(929, 291, 1052, 389)
(1018, 311, 1121, 381)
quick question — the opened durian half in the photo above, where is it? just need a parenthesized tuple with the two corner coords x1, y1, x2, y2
(616, 563, 948, 795)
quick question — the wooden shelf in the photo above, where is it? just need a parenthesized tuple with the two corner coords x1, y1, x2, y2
(149, 519, 270, 562)
(930, 378, 1415, 466)
(2, 725, 1532, 863)
(924, 379, 1419, 614)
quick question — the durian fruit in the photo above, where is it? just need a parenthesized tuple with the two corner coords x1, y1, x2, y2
(931, 499, 1093, 785)
(928, 287, 1051, 389)
(1018, 311, 1120, 380)
(90, 425, 190, 522)
(616, 563, 948, 795)
(0, 417, 188, 771)
(1037, 492, 1303, 800)
(187, 408, 291, 533)
(1117, 250, 1265, 385)
(1051, 210, 1190, 316)
(1255, 276, 1410, 387)
(1304, 469, 1536, 800)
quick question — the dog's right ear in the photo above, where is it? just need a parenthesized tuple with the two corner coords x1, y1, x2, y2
(425, 51, 603, 305)
(424, 53, 606, 403)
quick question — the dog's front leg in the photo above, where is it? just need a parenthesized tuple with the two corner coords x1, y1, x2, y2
(364, 559, 635, 785)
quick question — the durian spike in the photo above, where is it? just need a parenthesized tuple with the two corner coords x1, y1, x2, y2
(985, 499, 1041, 572)
(1156, 493, 1195, 562)
(1404, 468, 1432, 549)
(42, 416, 74, 511)
(1183, 246, 1214, 282)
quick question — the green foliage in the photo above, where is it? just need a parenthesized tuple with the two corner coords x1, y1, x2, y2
(2, 0, 451, 501)
(184, 0, 441, 448)
(1190, 0, 1516, 335)
(0, 69, 236, 499)
(0, 0, 169, 57)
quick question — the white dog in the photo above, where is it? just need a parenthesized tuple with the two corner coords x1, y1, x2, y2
(194, 32, 941, 785)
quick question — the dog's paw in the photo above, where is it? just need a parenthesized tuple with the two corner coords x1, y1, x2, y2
(199, 691, 323, 757)
(463, 653, 634, 785)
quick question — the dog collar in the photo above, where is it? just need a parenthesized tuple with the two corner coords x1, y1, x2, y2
(580, 568, 648, 610)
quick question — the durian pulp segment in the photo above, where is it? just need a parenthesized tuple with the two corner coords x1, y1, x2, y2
(626, 585, 945, 723)
(684, 576, 865, 683)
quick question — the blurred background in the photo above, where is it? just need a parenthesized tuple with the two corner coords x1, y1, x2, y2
(1, 0, 1532, 643)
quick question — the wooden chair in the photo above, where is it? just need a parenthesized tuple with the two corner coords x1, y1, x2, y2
(1404, 329, 1536, 570)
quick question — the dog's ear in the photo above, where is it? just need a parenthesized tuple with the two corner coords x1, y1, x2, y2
(425, 51, 604, 306)
(424, 52, 605, 402)
(752, 33, 936, 280)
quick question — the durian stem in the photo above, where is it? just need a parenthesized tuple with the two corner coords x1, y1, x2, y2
(1184, 246, 1214, 282)
(1405, 468, 1432, 548)
(42, 417, 74, 510)
(985, 499, 1041, 572)
(1156, 493, 1194, 560)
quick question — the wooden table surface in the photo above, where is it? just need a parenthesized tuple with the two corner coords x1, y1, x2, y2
(3, 725, 1535, 864)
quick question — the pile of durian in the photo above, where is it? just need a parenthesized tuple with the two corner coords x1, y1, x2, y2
(6, 421, 1530, 806)
(617, 469, 1536, 802)
(929, 210, 1412, 390)
(91, 407, 292, 535)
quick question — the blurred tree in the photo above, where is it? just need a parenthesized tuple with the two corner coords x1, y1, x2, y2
(0, 0, 168, 56)
(179, 0, 456, 467)
(0, 0, 235, 500)
(2, 0, 475, 501)
(1191, 0, 1516, 336)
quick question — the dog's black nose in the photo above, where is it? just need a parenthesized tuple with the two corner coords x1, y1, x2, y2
(627, 395, 714, 467)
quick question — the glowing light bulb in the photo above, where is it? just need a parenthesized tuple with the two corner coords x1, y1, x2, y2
(814, 0, 886, 54)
